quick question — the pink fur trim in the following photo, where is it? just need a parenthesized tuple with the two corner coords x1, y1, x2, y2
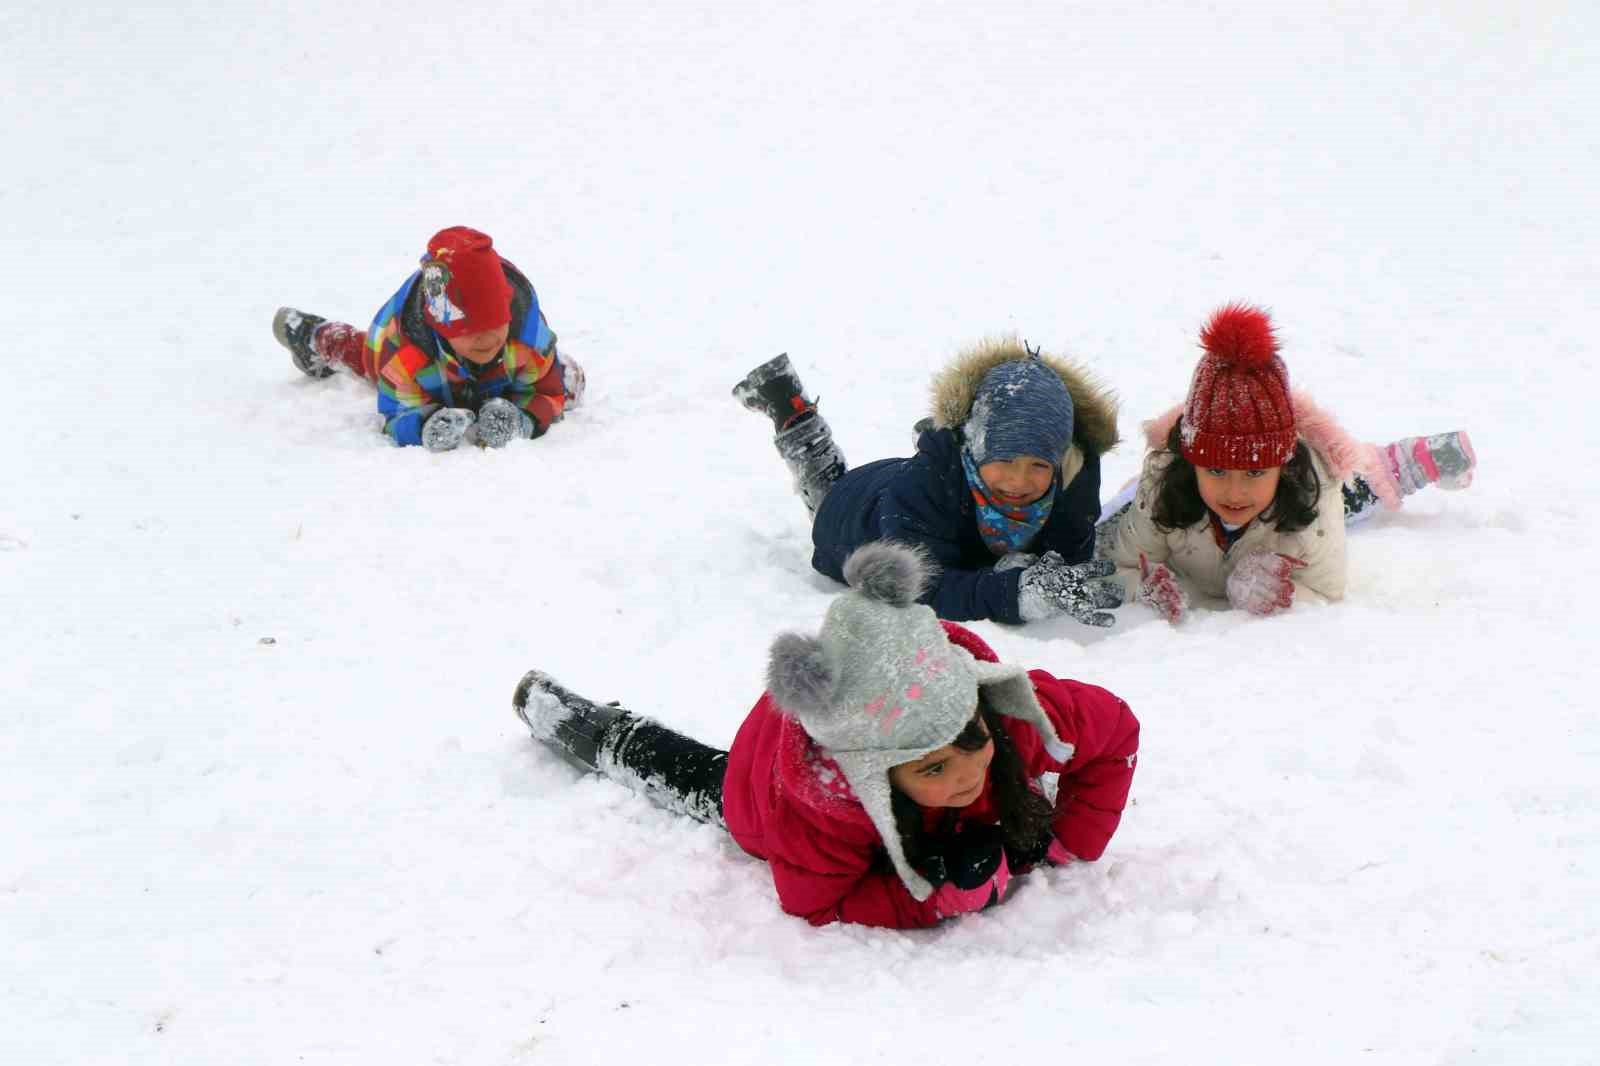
(1142, 392, 1402, 511)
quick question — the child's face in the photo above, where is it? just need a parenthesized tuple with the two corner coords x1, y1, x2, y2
(978, 455, 1056, 507)
(449, 323, 511, 364)
(1195, 465, 1282, 526)
(889, 728, 995, 809)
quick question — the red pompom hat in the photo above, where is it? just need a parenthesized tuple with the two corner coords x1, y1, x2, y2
(417, 226, 513, 338)
(1179, 303, 1296, 469)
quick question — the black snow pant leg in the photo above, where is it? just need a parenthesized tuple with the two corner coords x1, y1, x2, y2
(599, 715, 729, 828)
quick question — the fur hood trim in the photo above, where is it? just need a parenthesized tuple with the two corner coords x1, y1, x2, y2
(1142, 391, 1401, 510)
(928, 336, 1120, 457)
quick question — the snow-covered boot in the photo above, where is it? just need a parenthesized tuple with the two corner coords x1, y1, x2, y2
(733, 353, 816, 432)
(514, 669, 627, 773)
(272, 307, 335, 379)
(775, 410, 848, 516)
(1384, 431, 1477, 495)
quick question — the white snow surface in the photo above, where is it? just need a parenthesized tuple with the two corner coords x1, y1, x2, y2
(6, 3, 1598, 1063)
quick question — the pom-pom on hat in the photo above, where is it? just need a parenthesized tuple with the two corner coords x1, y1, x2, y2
(1179, 303, 1296, 469)
(418, 226, 513, 338)
(963, 356, 1076, 469)
(765, 541, 1070, 901)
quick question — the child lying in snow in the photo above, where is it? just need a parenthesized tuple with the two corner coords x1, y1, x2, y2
(731, 342, 1125, 629)
(513, 541, 1139, 929)
(1097, 304, 1477, 620)
(272, 226, 584, 450)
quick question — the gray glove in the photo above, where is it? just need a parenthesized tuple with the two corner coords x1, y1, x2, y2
(1016, 552, 1124, 626)
(473, 397, 535, 448)
(422, 407, 476, 452)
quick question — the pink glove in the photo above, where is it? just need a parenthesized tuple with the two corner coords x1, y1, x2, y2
(1046, 839, 1078, 865)
(931, 851, 1011, 919)
(1225, 551, 1307, 616)
(1138, 552, 1188, 623)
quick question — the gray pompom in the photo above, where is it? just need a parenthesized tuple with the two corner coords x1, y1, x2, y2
(841, 541, 933, 606)
(767, 632, 836, 718)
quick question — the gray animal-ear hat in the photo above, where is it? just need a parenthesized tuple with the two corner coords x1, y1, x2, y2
(766, 541, 1071, 901)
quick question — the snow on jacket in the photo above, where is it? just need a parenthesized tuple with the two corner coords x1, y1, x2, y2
(720, 621, 1140, 929)
(1099, 392, 1387, 604)
(810, 339, 1120, 624)
(366, 259, 567, 446)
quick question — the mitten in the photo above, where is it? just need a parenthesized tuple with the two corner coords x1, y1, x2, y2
(1016, 552, 1124, 626)
(422, 407, 476, 452)
(474, 397, 535, 448)
(1138, 552, 1189, 623)
(924, 825, 1012, 918)
(1226, 550, 1307, 616)
(921, 823, 1006, 890)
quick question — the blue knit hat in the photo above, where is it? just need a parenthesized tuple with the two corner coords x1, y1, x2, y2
(963, 357, 1075, 467)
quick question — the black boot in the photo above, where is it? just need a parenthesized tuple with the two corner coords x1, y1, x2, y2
(272, 307, 334, 379)
(733, 353, 815, 431)
(514, 669, 627, 772)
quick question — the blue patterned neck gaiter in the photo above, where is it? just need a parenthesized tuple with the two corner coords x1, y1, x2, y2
(960, 447, 1056, 555)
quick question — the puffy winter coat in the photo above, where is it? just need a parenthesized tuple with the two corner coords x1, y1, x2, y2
(720, 621, 1140, 929)
(366, 259, 568, 446)
(810, 339, 1120, 624)
(1100, 393, 1394, 605)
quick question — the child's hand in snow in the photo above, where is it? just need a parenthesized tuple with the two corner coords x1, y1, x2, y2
(923, 823, 1012, 917)
(1017, 552, 1124, 626)
(1226, 551, 1307, 616)
(422, 407, 476, 452)
(1138, 552, 1188, 623)
(473, 397, 535, 448)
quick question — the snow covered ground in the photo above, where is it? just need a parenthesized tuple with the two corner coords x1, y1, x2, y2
(7, 2, 1598, 1062)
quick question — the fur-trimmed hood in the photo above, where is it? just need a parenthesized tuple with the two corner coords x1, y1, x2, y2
(928, 337, 1120, 458)
(1142, 391, 1401, 511)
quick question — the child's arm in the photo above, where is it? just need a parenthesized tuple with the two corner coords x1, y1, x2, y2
(376, 346, 442, 447)
(1100, 457, 1199, 606)
(768, 855, 946, 929)
(873, 488, 1030, 624)
(1285, 477, 1348, 601)
(761, 813, 947, 921)
(502, 317, 566, 435)
(1027, 673, 1140, 861)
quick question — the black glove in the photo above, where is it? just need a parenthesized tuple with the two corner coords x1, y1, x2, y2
(1016, 551, 1124, 626)
(918, 822, 1006, 890)
(1002, 828, 1054, 872)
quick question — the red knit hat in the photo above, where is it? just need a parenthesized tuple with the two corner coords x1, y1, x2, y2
(1179, 304, 1296, 470)
(417, 226, 513, 338)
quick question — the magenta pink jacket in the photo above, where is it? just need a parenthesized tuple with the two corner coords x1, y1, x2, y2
(721, 622, 1140, 928)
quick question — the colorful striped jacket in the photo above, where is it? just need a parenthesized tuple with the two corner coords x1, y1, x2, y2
(366, 259, 566, 446)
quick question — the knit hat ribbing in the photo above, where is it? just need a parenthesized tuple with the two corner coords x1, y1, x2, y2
(963, 356, 1076, 469)
(1180, 304, 1296, 469)
(418, 226, 513, 338)
(765, 541, 1069, 901)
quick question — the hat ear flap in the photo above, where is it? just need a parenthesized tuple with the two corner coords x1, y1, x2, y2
(767, 632, 837, 720)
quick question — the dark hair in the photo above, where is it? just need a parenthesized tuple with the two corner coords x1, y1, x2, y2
(1148, 420, 1321, 534)
(889, 696, 1055, 872)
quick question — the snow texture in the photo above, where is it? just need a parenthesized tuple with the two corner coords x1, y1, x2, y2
(5, 2, 1600, 1064)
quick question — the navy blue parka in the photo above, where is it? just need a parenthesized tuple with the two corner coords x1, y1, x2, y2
(809, 340, 1120, 624)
